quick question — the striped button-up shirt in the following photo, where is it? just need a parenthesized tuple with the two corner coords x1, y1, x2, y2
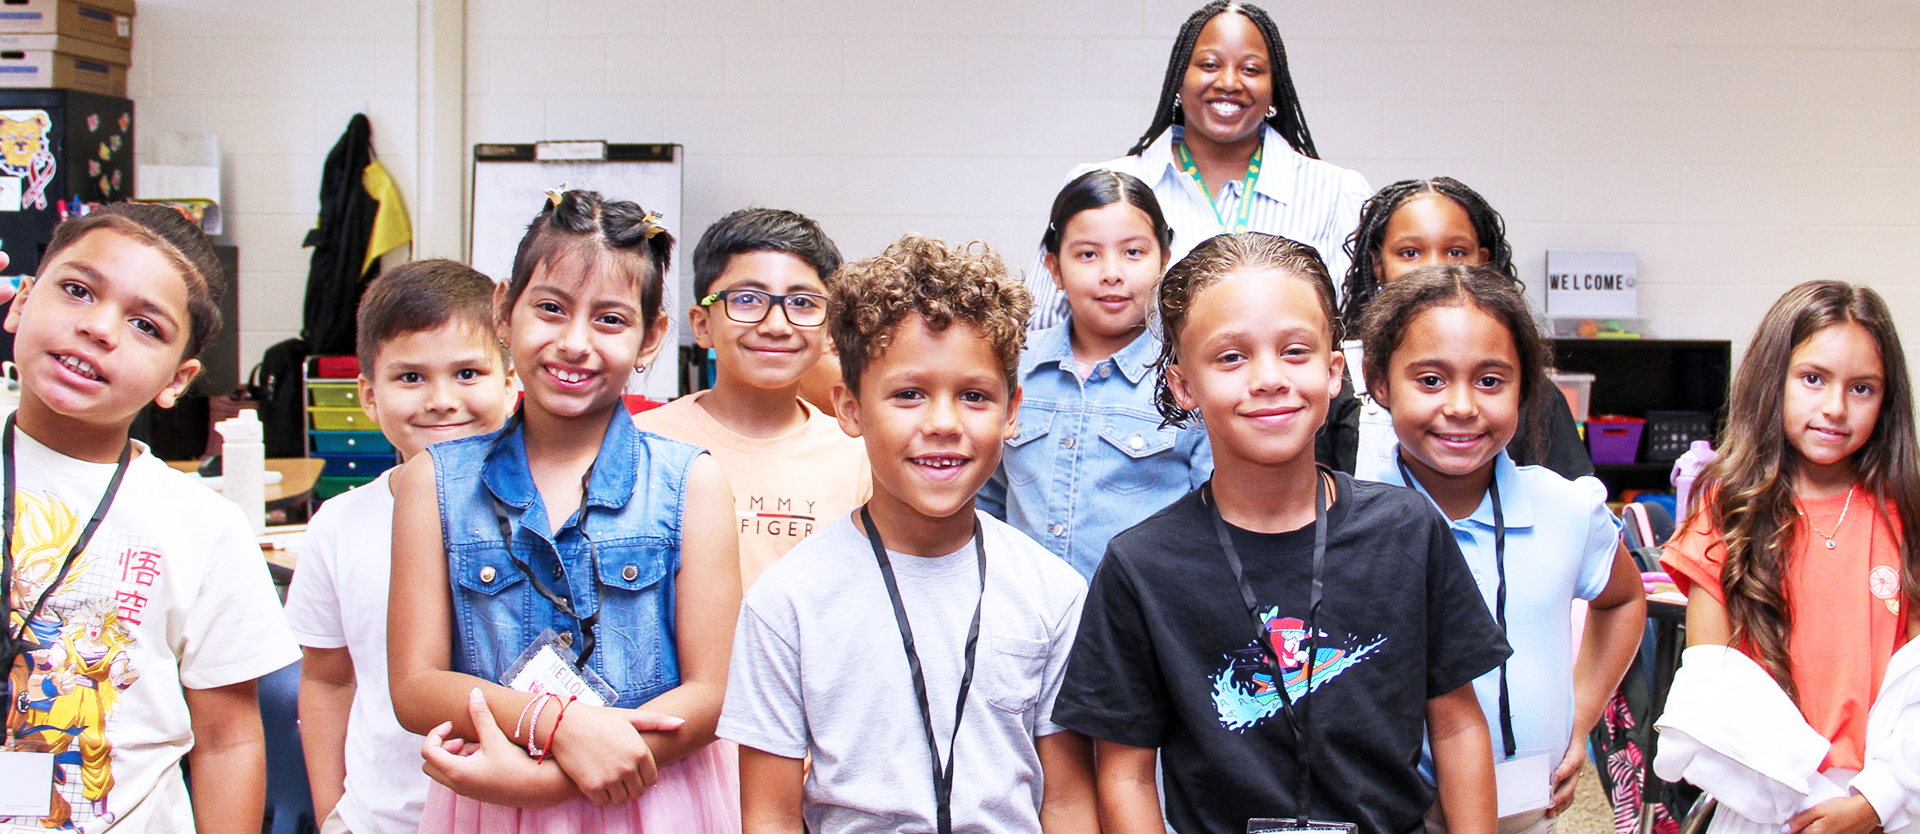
(1025, 125, 1372, 330)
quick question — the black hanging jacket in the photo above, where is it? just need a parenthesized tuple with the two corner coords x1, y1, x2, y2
(301, 114, 380, 356)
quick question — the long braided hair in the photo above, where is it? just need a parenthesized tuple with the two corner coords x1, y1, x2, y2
(1127, 1, 1317, 159)
(1695, 281, 1920, 702)
(1338, 177, 1516, 337)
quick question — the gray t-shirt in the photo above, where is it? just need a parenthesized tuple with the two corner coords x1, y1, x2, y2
(719, 511, 1087, 834)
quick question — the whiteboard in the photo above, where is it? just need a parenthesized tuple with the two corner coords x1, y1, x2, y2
(469, 144, 685, 399)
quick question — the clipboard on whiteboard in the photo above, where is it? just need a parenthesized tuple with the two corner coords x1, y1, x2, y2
(469, 141, 685, 399)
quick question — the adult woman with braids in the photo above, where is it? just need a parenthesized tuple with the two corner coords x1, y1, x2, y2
(1024, 1, 1371, 331)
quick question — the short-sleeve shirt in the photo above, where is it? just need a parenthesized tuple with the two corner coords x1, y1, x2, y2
(1379, 452, 1620, 765)
(282, 472, 429, 834)
(719, 511, 1087, 834)
(1661, 486, 1906, 771)
(1053, 474, 1510, 834)
(634, 393, 869, 588)
(2, 429, 300, 832)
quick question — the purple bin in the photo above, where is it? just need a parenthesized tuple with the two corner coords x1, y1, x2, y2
(1587, 415, 1646, 465)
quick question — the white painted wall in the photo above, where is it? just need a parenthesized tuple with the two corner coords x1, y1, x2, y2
(130, 0, 419, 376)
(132, 0, 1919, 373)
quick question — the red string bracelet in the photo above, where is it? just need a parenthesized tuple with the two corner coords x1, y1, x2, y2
(537, 695, 578, 764)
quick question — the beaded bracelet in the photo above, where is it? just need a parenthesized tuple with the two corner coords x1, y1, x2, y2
(537, 695, 578, 764)
(525, 693, 556, 758)
(513, 694, 543, 747)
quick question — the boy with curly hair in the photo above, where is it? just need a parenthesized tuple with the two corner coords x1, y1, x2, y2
(719, 235, 1097, 834)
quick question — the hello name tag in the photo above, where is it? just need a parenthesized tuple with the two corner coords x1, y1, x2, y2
(505, 644, 608, 707)
(1249, 819, 1358, 834)
(0, 751, 54, 817)
(499, 630, 616, 707)
(1494, 754, 1553, 817)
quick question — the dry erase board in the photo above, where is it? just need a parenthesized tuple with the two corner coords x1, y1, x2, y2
(469, 143, 685, 399)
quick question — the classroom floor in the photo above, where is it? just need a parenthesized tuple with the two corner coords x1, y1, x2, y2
(1560, 760, 1613, 834)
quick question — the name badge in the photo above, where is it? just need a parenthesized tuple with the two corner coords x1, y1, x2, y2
(0, 751, 54, 817)
(500, 629, 614, 706)
(1250, 820, 1359, 834)
(1354, 400, 1398, 482)
(1494, 753, 1553, 817)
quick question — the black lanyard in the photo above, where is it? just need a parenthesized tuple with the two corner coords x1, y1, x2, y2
(861, 506, 985, 834)
(485, 411, 600, 668)
(0, 415, 131, 741)
(1207, 468, 1329, 828)
(1396, 455, 1517, 759)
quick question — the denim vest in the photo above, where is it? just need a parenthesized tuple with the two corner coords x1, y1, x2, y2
(433, 408, 702, 708)
(978, 323, 1212, 578)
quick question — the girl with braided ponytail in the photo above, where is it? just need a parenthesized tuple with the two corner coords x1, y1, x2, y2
(389, 190, 742, 832)
(1320, 177, 1592, 482)
(1662, 281, 1920, 834)
(1022, 1, 1370, 331)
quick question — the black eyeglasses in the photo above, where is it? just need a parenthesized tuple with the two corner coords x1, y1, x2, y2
(699, 289, 829, 327)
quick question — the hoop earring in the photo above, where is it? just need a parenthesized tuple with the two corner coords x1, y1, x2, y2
(1265, 105, 1277, 118)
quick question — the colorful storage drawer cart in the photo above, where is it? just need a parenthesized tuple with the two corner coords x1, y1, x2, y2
(306, 357, 395, 501)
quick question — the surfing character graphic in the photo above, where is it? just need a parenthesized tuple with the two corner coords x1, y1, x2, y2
(1212, 607, 1385, 732)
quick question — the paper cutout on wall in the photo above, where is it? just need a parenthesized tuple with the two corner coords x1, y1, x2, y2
(0, 110, 56, 210)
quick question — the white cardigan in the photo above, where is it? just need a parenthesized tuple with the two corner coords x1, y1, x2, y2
(1653, 640, 1920, 834)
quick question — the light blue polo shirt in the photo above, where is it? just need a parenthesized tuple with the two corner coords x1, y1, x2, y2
(1381, 451, 1620, 764)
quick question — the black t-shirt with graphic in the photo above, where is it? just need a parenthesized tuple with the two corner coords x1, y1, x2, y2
(1054, 473, 1510, 834)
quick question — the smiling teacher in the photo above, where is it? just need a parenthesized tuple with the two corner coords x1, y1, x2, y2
(1026, 1, 1371, 330)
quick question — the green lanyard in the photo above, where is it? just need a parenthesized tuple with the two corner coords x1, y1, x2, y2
(1175, 139, 1263, 234)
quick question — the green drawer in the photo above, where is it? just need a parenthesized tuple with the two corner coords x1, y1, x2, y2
(309, 406, 379, 431)
(316, 474, 378, 500)
(308, 383, 361, 408)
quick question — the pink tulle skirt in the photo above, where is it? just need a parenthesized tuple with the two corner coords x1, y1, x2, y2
(418, 741, 740, 834)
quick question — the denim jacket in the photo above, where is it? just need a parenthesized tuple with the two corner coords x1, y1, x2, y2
(980, 324, 1212, 577)
(432, 408, 703, 708)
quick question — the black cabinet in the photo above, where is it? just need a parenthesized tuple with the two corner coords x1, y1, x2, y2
(0, 88, 134, 363)
(1550, 338, 1733, 497)
(0, 89, 134, 275)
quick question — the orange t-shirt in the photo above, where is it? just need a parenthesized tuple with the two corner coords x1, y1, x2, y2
(1661, 487, 1906, 771)
(634, 392, 871, 589)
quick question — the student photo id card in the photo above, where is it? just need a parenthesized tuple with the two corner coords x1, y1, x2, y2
(1249, 819, 1358, 834)
(500, 629, 615, 707)
(0, 751, 54, 817)
(1493, 752, 1554, 817)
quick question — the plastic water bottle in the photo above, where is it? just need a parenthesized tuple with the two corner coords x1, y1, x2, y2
(216, 409, 266, 534)
(1671, 440, 1715, 525)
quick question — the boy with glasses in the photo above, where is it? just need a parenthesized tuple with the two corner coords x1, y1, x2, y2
(636, 207, 869, 587)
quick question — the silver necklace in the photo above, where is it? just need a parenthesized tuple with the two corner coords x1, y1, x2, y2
(1796, 485, 1855, 550)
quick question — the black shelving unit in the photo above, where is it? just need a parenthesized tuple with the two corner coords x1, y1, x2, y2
(1550, 338, 1733, 498)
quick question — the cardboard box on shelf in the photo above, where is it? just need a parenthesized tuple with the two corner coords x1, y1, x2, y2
(0, 0, 134, 51)
(0, 34, 128, 95)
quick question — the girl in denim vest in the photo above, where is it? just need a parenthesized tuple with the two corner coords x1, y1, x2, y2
(982, 169, 1211, 578)
(389, 189, 742, 833)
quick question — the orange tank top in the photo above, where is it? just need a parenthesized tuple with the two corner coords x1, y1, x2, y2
(1662, 486, 1907, 771)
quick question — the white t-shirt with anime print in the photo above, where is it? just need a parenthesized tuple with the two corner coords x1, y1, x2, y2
(0, 429, 299, 833)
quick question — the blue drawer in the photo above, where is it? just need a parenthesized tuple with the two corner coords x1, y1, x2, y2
(311, 431, 394, 456)
(317, 453, 396, 478)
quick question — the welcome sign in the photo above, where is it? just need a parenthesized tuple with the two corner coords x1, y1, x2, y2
(1545, 249, 1637, 319)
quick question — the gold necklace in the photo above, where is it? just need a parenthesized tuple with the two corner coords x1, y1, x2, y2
(1796, 485, 1855, 550)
